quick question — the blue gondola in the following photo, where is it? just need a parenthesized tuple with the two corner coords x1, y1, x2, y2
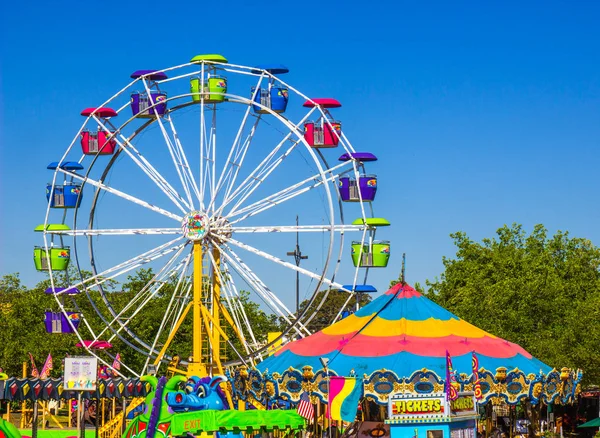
(251, 64, 289, 114)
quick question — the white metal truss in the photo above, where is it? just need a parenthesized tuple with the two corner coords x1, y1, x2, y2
(40, 59, 383, 376)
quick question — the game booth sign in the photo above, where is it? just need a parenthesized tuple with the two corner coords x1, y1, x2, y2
(385, 392, 477, 438)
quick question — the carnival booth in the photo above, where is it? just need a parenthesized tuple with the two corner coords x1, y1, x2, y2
(235, 283, 582, 422)
(386, 392, 477, 438)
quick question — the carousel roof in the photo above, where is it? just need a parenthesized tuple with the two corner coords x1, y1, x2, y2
(258, 283, 551, 378)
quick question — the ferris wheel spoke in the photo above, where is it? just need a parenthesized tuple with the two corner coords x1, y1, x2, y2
(100, 249, 191, 357)
(166, 115, 202, 203)
(205, 250, 252, 355)
(225, 224, 364, 234)
(72, 237, 186, 293)
(224, 138, 301, 217)
(212, 242, 310, 337)
(221, 236, 345, 291)
(227, 161, 353, 224)
(99, 249, 191, 356)
(59, 169, 182, 222)
(145, 112, 195, 209)
(94, 119, 190, 214)
(215, 118, 262, 217)
(47, 227, 180, 236)
(167, 282, 192, 335)
(218, 108, 317, 217)
(208, 109, 256, 214)
(141, 78, 195, 209)
(219, 259, 263, 356)
(208, 75, 266, 214)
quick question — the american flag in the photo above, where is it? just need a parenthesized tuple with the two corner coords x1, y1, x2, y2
(296, 392, 314, 421)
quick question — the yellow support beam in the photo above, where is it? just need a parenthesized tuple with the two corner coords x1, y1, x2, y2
(218, 301, 245, 345)
(212, 247, 222, 366)
(188, 241, 207, 376)
(152, 302, 193, 367)
(199, 305, 234, 409)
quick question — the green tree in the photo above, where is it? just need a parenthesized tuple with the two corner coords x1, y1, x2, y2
(298, 290, 372, 333)
(426, 224, 600, 385)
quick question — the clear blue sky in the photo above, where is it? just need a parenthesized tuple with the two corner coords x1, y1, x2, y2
(1, 0, 599, 303)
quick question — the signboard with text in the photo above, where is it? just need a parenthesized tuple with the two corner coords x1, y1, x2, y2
(388, 392, 477, 422)
(63, 357, 98, 391)
(388, 394, 447, 420)
(449, 393, 477, 418)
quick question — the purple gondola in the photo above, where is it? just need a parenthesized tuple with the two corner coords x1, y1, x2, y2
(338, 174, 378, 202)
(130, 70, 168, 118)
(44, 311, 81, 334)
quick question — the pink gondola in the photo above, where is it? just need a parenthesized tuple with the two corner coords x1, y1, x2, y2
(302, 98, 342, 148)
(76, 340, 113, 350)
(80, 107, 118, 155)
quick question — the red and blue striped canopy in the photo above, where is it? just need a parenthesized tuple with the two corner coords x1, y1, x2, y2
(258, 283, 550, 378)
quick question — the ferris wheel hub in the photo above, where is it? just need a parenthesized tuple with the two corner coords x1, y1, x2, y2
(182, 211, 210, 241)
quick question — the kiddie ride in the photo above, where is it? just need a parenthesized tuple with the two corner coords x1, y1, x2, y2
(0, 418, 20, 438)
(124, 375, 304, 438)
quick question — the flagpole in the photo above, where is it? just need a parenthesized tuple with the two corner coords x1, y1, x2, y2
(326, 365, 331, 438)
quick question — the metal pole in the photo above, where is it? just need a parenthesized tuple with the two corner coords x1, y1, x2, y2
(287, 215, 308, 315)
(77, 393, 83, 438)
(327, 366, 331, 438)
(95, 397, 99, 438)
(31, 401, 38, 438)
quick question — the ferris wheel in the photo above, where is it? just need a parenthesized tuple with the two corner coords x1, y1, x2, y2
(34, 54, 391, 377)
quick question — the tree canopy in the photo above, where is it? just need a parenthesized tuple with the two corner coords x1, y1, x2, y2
(426, 224, 600, 385)
(297, 289, 372, 333)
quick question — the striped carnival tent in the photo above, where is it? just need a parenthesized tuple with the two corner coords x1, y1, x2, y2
(242, 283, 581, 406)
(258, 283, 550, 378)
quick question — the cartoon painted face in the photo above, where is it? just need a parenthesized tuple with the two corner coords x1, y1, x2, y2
(367, 179, 377, 187)
(182, 211, 209, 241)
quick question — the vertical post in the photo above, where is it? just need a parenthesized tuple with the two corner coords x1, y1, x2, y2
(31, 401, 38, 438)
(401, 253, 406, 284)
(212, 247, 222, 371)
(189, 241, 207, 376)
(77, 393, 83, 438)
(287, 215, 308, 315)
(20, 362, 26, 429)
(121, 399, 126, 434)
(95, 398, 99, 438)
(326, 365, 331, 438)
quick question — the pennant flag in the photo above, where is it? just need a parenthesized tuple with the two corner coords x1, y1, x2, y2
(296, 391, 314, 421)
(112, 353, 121, 376)
(40, 354, 53, 379)
(472, 351, 482, 400)
(327, 376, 363, 422)
(445, 350, 458, 401)
(28, 353, 40, 378)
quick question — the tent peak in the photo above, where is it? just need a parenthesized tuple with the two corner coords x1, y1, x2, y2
(386, 283, 422, 299)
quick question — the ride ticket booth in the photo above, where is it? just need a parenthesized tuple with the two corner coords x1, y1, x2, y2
(385, 392, 477, 438)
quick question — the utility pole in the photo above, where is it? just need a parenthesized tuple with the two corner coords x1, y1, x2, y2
(287, 215, 308, 314)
